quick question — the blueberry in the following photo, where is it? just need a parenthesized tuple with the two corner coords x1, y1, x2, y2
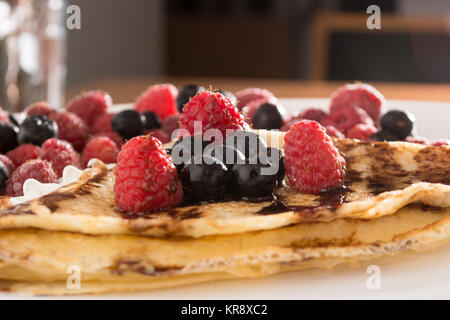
(252, 102, 284, 130)
(111, 110, 145, 140)
(224, 130, 267, 162)
(204, 144, 245, 170)
(177, 84, 205, 113)
(380, 110, 415, 140)
(228, 162, 278, 201)
(0, 160, 9, 190)
(370, 130, 399, 142)
(0, 122, 19, 153)
(18, 115, 57, 146)
(218, 89, 237, 106)
(170, 135, 210, 172)
(264, 147, 285, 186)
(8, 113, 19, 127)
(142, 111, 161, 130)
(180, 155, 228, 203)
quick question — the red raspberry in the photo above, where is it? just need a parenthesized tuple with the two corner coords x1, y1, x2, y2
(66, 91, 111, 126)
(235, 88, 275, 110)
(431, 139, 449, 147)
(0, 154, 16, 174)
(330, 83, 385, 126)
(299, 108, 327, 122)
(91, 112, 114, 134)
(322, 105, 373, 134)
(161, 114, 180, 137)
(40, 138, 81, 177)
(283, 120, 346, 194)
(6, 144, 41, 167)
(179, 91, 245, 138)
(135, 84, 179, 120)
(49, 111, 89, 152)
(346, 123, 377, 140)
(145, 129, 170, 144)
(114, 135, 183, 213)
(24, 102, 56, 117)
(93, 132, 124, 148)
(81, 136, 119, 168)
(0, 106, 10, 123)
(5, 159, 57, 196)
(325, 126, 345, 139)
(405, 136, 429, 145)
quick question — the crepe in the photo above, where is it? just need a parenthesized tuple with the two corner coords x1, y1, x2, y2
(0, 131, 448, 238)
(0, 204, 449, 295)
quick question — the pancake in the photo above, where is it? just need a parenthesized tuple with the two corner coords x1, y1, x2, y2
(0, 130, 448, 238)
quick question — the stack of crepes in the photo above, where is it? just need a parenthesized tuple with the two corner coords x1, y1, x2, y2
(0, 130, 448, 295)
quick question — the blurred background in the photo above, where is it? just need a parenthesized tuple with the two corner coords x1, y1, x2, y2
(2, 0, 450, 110)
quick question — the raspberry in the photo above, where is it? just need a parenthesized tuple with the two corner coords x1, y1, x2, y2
(299, 108, 327, 122)
(325, 126, 345, 139)
(81, 136, 119, 168)
(5, 159, 57, 196)
(135, 84, 179, 120)
(346, 123, 377, 140)
(405, 136, 429, 145)
(179, 91, 245, 138)
(161, 114, 180, 137)
(91, 112, 114, 134)
(322, 105, 373, 134)
(330, 83, 385, 126)
(6, 144, 41, 167)
(93, 132, 124, 148)
(0, 154, 16, 174)
(235, 88, 275, 110)
(24, 102, 56, 117)
(0, 106, 10, 123)
(431, 139, 449, 147)
(145, 129, 170, 144)
(49, 111, 89, 152)
(40, 138, 81, 177)
(283, 120, 346, 194)
(114, 135, 183, 213)
(66, 91, 111, 126)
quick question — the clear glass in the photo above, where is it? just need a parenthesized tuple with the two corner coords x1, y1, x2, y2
(0, 0, 66, 113)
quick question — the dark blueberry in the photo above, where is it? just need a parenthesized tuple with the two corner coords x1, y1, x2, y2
(204, 144, 245, 170)
(180, 155, 228, 203)
(142, 111, 161, 130)
(224, 130, 267, 162)
(380, 110, 415, 140)
(252, 102, 284, 130)
(0, 160, 9, 190)
(17, 115, 57, 146)
(111, 110, 145, 140)
(228, 162, 277, 201)
(170, 135, 211, 172)
(264, 147, 285, 186)
(218, 89, 237, 106)
(177, 84, 205, 113)
(0, 122, 19, 154)
(370, 130, 399, 142)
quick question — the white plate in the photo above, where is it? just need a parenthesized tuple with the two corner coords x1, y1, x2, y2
(1, 98, 449, 300)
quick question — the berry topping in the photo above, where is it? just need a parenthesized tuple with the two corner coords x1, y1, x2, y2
(94, 132, 125, 148)
(5, 159, 57, 197)
(252, 102, 285, 130)
(49, 111, 89, 152)
(179, 91, 245, 138)
(284, 120, 346, 194)
(91, 112, 114, 134)
(147, 129, 170, 144)
(66, 91, 111, 126)
(0, 160, 8, 191)
(0, 122, 19, 154)
(228, 162, 278, 201)
(265, 147, 285, 185)
(6, 144, 41, 167)
(180, 155, 228, 203)
(111, 110, 145, 140)
(325, 126, 345, 139)
(170, 135, 210, 172)
(322, 105, 373, 134)
(370, 130, 399, 142)
(81, 136, 119, 168)
(114, 135, 183, 213)
(242, 97, 271, 124)
(235, 88, 275, 110)
(176, 84, 205, 113)
(299, 108, 327, 122)
(161, 114, 180, 137)
(431, 139, 449, 147)
(142, 111, 162, 131)
(346, 123, 377, 140)
(380, 110, 415, 140)
(204, 143, 246, 170)
(24, 102, 56, 117)
(330, 83, 385, 126)
(0, 154, 16, 174)
(17, 115, 58, 146)
(218, 89, 237, 106)
(135, 84, 179, 120)
(224, 130, 267, 161)
(40, 138, 81, 177)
